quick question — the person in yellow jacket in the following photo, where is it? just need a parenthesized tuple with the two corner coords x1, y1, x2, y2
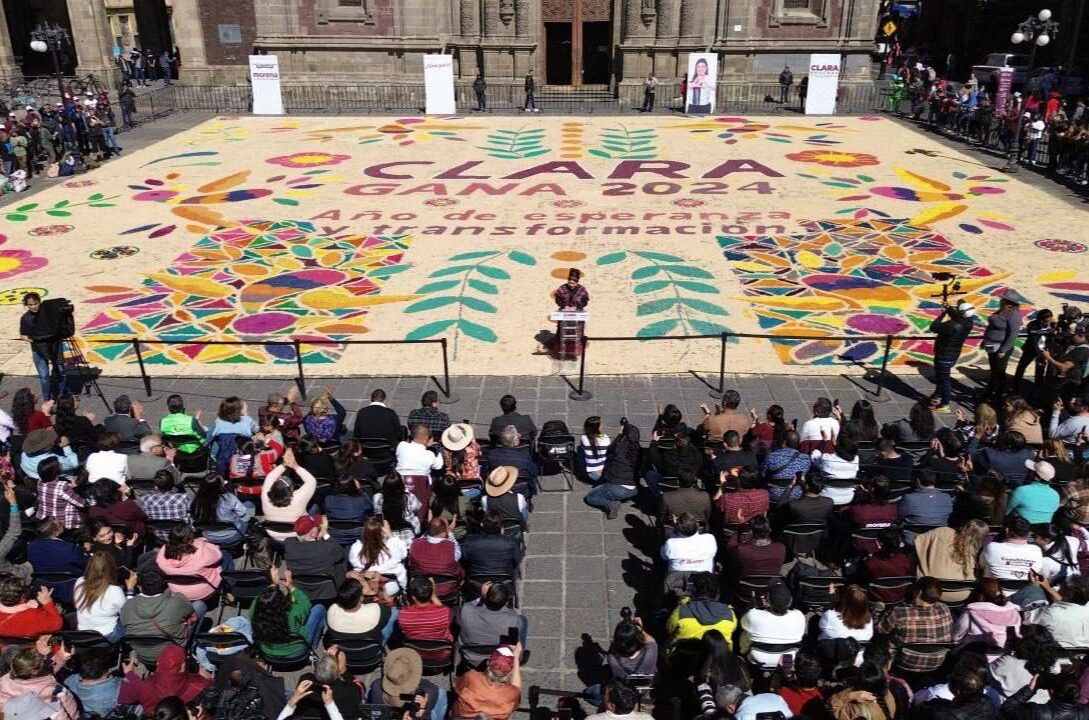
(665, 572, 737, 654)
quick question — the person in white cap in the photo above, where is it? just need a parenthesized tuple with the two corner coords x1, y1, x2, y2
(927, 299, 975, 411)
(1006, 459, 1060, 524)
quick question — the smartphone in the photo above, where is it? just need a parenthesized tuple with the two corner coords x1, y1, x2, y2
(505, 625, 520, 645)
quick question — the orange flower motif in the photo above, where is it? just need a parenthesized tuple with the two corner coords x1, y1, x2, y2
(786, 149, 880, 167)
(267, 152, 351, 169)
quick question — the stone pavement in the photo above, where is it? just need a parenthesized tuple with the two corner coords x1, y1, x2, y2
(0, 365, 974, 693)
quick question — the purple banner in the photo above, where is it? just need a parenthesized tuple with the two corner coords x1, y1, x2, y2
(995, 67, 1013, 113)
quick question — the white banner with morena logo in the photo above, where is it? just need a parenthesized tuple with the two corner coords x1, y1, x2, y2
(423, 54, 456, 115)
(804, 53, 841, 115)
(249, 54, 284, 115)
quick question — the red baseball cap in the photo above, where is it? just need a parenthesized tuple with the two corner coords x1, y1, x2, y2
(488, 645, 516, 674)
(293, 514, 323, 535)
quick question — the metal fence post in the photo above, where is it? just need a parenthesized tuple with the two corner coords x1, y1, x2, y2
(872, 335, 894, 401)
(709, 332, 728, 399)
(292, 339, 306, 399)
(438, 339, 459, 404)
(130, 339, 152, 397)
(568, 338, 593, 401)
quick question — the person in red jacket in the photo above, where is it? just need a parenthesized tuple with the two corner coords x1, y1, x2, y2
(87, 479, 148, 538)
(0, 576, 62, 639)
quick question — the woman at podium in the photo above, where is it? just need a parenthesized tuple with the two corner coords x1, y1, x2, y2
(554, 268, 589, 357)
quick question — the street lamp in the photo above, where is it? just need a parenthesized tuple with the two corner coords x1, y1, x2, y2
(29, 23, 72, 109)
(1005, 9, 1060, 172)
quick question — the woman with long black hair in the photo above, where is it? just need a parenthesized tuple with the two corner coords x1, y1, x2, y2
(371, 473, 420, 546)
(251, 566, 326, 661)
(828, 661, 898, 720)
(579, 416, 611, 482)
(348, 514, 408, 597)
(190, 474, 253, 547)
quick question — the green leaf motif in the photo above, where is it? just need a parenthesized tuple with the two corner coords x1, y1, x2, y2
(87, 193, 104, 201)
(367, 265, 410, 277)
(507, 250, 536, 266)
(688, 320, 732, 336)
(461, 297, 498, 313)
(45, 210, 71, 217)
(478, 127, 551, 160)
(475, 265, 511, 280)
(404, 296, 459, 313)
(597, 251, 628, 265)
(633, 251, 684, 263)
(458, 319, 498, 342)
(662, 265, 714, 279)
(589, 125, 658, 159)
(406, 319, 457, 340)
(633, 280, 670, 294)
(631, 266, 660, 280)
(679, 297, 727, 315)
(429, 265, 474, 278)
(467, 278, 498, 295)
(637, 298, 680, 316)
(54, 199, 70, 207)
(15, 203, 38, 212)
(674, 281, 719, 294)
(415, 280, 461, 294)
(637, 319, 679, 338)
(4, 214, 27, 222)
(587, 149, 613, 159)
(448, 250, 500, 261)
(273, 197, 300, 206)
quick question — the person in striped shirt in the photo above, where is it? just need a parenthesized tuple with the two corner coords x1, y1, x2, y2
(579, 416, 611, 481)
(397, 576, 454, 660)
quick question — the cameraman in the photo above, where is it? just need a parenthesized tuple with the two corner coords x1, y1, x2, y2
(1041, 324, 1089, 406)
(19, 292, 65, 401)
(928, 300, 974, 410)
(981, 294, 1022, 402)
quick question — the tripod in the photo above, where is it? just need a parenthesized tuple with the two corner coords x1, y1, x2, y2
(63, 337, 109, 411)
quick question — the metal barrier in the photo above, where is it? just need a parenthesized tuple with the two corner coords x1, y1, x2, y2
(80, 336, 458, 403)
(567, 331, 1018, 402)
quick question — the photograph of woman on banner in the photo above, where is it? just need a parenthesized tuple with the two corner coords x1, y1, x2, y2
(685, 55, 717, 114)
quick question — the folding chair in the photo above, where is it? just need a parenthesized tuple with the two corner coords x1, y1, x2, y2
(258, 632, 317, 672)
(457, 642, 499, 672)
(123, 634, 183, 670)
(781, 523, 826, 558)
(291, 573, 339, 604)
(796, 577, 846, 611)
(323, 631, 384, 674)
(193, 631, 252, 670)
(735, 574, 778, 609)
(401, 638, 455, 676)
(355, 438, 395, 476)
(218, 569, 270, 621)
(867, 576, 915, 607)
(421, 573, 463, 606)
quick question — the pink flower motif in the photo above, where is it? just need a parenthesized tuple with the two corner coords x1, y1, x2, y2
(424, 198, 459, 207)
(551, 199, 585, 208)
(133, 190, 179, 202)
(266, 152, 352, 169)
(0, 250, 47, 281)
(62, 180, 96, 188)
(672, 198, 706, 208)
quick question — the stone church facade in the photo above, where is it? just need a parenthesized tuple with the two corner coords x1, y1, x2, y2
(1, 0, 879, 88)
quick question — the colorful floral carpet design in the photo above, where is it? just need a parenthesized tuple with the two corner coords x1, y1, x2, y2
(80, 220, 413, 364)
(718, 218, 1016, 366)
(0, 115, 1077, 377)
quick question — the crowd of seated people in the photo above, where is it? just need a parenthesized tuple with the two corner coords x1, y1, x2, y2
(2, 358, 1089, 720)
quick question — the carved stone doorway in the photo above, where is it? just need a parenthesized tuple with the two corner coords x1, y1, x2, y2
(541, 0, 612, 86)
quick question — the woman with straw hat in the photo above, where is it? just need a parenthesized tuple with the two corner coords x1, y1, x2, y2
(481, 466, 528, 539)
(440, 422, 483, 500)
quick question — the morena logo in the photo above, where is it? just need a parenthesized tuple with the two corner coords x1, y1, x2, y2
(810, 64, 840, 72)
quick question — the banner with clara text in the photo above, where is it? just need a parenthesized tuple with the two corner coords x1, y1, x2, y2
(248, 55, 284, 115)
(424, 54, 457, 115)
(804, 54, 841, 115)
(685, 53, 718, 115)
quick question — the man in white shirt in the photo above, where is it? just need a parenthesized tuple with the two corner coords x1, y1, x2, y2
(661, 513, 717, 574)
(740, 578, 807, 668)
(980, 515, 1043, 590)
(85, 432, 129, 484)
(395, 424, 443, 477)
(799, 397, 839, 442)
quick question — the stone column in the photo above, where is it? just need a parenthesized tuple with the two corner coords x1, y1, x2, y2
(656, 0, 682, 39)
(679, 0, 708, 42)
(67, 0, 116, 80)
(0, 2, 20, 77)
(169, 0, 212, 84)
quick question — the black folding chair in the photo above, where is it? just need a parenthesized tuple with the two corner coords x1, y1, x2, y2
(735, 574, 778, 608)
(457, 642, 499, 672)
(796, 577, 846, 611)
(291, 573, 339, 604)
(123, 634, 183, 670)
(421, 573, 462, 606)
(867, 576, 915, 607)
(936, 578, 977, 610)
(781, 523, 826, 558)
(258, 632, 317, 672)
(323, 631, 384, 674)
(58, 630, 116, 650)
(218, 569, 270, 621)
(400, 638, 455, 676)
(355, 438, 395, 475)
(193, 631, 252, 669)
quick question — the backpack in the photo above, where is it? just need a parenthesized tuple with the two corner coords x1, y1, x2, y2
(85, 705, 143, 720)
(213, 433, 241, 475)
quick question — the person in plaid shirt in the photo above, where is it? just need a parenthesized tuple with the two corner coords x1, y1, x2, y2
(712, 466, 769, 525)
(406, 390, 450, 440)
(34, 456, 85, 530)
(876, 576, 952, 676)
(259, 385, 304, 441)
(139, 469, 192, 540)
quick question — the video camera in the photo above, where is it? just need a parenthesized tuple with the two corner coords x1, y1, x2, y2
(930, 272, 965, 306)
